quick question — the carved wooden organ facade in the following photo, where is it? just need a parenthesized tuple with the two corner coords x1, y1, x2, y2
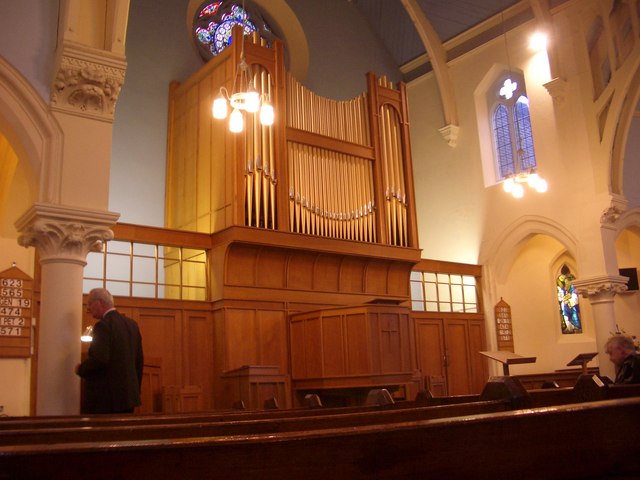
(165, 29, 425, 407)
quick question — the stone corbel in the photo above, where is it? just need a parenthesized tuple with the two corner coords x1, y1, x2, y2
(543, 77, 568, 105)
(438, 124, 460, 147)
(50, 42, 127, 122)
(572, 275, 629, 304)
(15, 203, 120, 265)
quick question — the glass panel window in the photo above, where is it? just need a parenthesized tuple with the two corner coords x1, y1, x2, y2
(410, 268, 480, 313)
(83, 241, 208, 300)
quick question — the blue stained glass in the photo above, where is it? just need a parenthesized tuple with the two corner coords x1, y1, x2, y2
(194, 3, 257, 57)
(557, 269, 582, 334)
(493, 105, 515, 177)
(514, 97, 537, 171)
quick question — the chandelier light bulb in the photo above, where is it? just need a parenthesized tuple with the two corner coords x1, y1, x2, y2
(512, 182, 524, 198)
(212, 95, 228, 119)
(535, 178, 548, 193)
(244, 90, 260, 113)
(503, 177, 515, 193)
(527, 172, 540, 188)
(260, 102, 274, 125)
(229, 108, 244, 133)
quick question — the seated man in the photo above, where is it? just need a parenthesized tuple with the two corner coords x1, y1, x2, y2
(604, 334, 640, 384)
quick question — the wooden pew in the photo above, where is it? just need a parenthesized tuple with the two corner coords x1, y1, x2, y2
(0, 398, 512, 446)
(0, 397, 638, 479)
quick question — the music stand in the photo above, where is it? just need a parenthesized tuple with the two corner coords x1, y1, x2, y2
(480, 351, 537, 375)
(566, 352, 598, 374)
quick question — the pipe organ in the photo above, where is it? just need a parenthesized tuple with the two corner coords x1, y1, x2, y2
(166, 27, 423, 408)
(166, 27, 417, 249)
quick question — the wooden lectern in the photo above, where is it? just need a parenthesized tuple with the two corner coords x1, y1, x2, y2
(480, 351, 537, 375)
(566, 352, 598, 374)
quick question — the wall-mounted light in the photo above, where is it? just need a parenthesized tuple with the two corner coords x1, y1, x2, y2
(80, 325, 93, 343)
(529, 32, 548, 51)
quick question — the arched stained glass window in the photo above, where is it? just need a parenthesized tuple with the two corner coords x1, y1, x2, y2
(192, 1, 274, 61)
(491, 74, 537, 181)
(514, 96, 536, 171)
(494, 104, 514, 177)
(557, 265, 582, 334)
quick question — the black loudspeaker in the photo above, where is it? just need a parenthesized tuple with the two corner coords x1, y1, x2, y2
(619, 267, 639, 291)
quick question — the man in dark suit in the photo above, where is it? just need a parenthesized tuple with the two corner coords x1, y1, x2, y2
(76, 288, 144, 414)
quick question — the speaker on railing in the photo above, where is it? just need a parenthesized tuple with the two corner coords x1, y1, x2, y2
(619, 267, 639, 291)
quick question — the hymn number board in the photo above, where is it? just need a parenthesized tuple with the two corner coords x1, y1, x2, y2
(0, 266, 34, 358)
(494, 298, 514, 352)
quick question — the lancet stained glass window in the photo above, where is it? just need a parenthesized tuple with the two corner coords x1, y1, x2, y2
(491, 74, 537, 181)
(556, 265, 582, 334)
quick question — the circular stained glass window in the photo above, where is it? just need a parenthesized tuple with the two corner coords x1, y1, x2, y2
(193, 1, 273, 60)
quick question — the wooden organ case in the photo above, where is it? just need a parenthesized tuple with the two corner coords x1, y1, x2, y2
(166, 28, 422, 407)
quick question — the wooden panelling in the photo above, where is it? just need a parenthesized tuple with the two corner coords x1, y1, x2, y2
(135, 310, 183, 389)
(304, 317, 323, 378)
(323, 314, 347, 376)
(313, 254, 341, 291)
(286, 252, 315, 290)
(388, 261, 412, 296)
(183, 312, 214, 409)
(256, 309, 288, 368)
(255, 248, 286, 288)
(340, 257, 366, 293)
(364, 260, 389, 295)
(289, 305, 420, 402)
(225, 244, 258, 286)
(224, 308, 260, 369)
(345, 312, 370, 374)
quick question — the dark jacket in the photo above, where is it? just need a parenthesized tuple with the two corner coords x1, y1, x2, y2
(614, 352, 640, 385)
(77, 310, 144, 413)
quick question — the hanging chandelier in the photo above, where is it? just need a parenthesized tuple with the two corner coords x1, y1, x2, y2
(502, 168, 548, 198)
(498, 3, 547, 199)
(211, 5, 273, 133)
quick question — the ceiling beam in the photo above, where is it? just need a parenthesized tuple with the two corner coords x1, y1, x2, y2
(400, 0, 459, 146)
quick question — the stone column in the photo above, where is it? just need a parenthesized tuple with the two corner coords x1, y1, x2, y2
(573, 275, 628, 381)
(15, 203, 119, 415)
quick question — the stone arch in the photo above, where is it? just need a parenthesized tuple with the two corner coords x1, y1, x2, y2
(480, 215, 579, 285)
(615, 207, 640, 236)
(610, 64, 640, 198)
(0, 55, 63, 204)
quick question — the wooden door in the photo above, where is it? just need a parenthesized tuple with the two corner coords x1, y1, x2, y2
(414, 315, 488, 396)
(414, 318, 447, 396)
(468, 320, 489, 393)
(444, 319, 472, 395)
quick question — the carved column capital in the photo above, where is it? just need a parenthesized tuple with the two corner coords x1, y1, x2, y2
(572, 275, 628, 304)
(50, 41, 127, 122)
(15, 203, 120, 265)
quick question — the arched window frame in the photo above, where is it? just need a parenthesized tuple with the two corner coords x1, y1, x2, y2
(489, 71, 538, 182)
